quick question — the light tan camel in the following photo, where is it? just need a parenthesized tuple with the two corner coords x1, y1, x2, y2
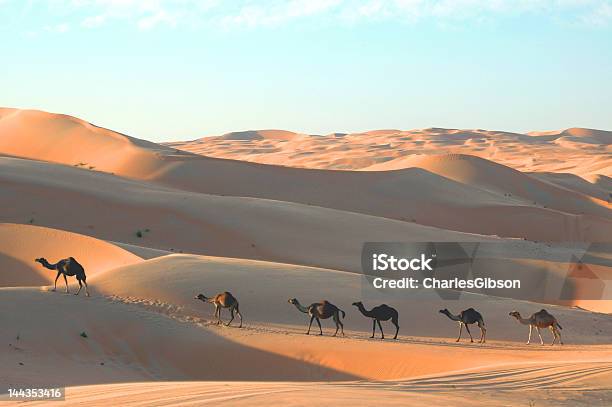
(195, 292, 243, 328)
(288, 298, 345, 336)
(509, 309, 563, 345)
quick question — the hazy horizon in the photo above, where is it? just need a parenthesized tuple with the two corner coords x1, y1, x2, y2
(2, 0, 611, 142)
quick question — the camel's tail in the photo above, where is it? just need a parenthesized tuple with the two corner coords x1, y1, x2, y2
(555, 321, 562, 330)
(339, 309, 346, 319)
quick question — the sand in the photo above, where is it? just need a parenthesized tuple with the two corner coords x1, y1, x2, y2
(0, 108, 610, 405)
(1, 109, 610, 242)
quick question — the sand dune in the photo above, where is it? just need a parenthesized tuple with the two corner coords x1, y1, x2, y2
(0, 223, 141, 287)
(89, 253, 612, 342)
(366, 154, 610, 218)
(56, 371, 612, 407)
(1, 109, 609, 243)
(2, 253, 611, 403)
(0, 108, 173, 180)
(168, 126, 611, 177)
(530, 172, 612, 202)
(2, 154, 609, 243)
(1, 158, 498, 274)
(1, 108, 610, 405)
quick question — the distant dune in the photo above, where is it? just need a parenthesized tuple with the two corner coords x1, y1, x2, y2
(167, 126, 611, 178)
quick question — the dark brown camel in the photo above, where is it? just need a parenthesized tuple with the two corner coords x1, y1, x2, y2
(195, 292, 243, 327)
(288, 298, 345, 336)
(35, 257, 89, 296)
(439, 308, 486, 343)
(352, 301, 399, 339)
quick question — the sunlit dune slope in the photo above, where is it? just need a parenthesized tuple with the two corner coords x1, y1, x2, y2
(90, 253, 612, 339)
(0, 107, 176, 179)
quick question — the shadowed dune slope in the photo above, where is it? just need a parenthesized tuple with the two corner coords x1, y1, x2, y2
(0, 157, 493, 274)
(365, 154, 610, 218)
(0, 223, 141, 287)
(0, 288, 357, 390)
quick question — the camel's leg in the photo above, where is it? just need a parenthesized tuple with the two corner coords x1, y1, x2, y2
(63, 274, 69, 293)
(82, 278, 90, 297)
(226, 307, 235, 327)
(479, 323, 486, 343)
(456, 322, 463, 342)
(527, 325, 532, 344)
(536, 327, 544, 345)
(332, 314, 340, 337)
(74, 280, 82, 296)
(215, 305, 221, 325)
(235, 304, 243, 328)
(371, 319, 376, 338)
(307, 315, 315, 335)
(557, 327, 563, 345)
(53, 271, 61, 291)
(392, 316, 399, 340)
(549, 326, 557, 346)
(315, 317, 323, 336)
(377, 319, 385, 340)
(465, 324, 474, 343)
(338, 316, 344, 336)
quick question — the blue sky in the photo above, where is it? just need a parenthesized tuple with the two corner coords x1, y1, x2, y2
(1, 0, 611, 142)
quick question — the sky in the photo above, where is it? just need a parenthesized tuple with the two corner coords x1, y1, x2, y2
(1, 0, 611, 142)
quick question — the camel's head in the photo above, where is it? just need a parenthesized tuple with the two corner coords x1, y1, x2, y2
(438, 308, 449, 315)
(351, 301, 363, 307)
(195, 294, 208, 301)
(509, 311, 521, 319)
(288, 298, 298, 305)
(34, 258, 45, 264)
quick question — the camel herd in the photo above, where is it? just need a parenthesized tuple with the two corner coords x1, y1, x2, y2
(36, 256, 564, 346)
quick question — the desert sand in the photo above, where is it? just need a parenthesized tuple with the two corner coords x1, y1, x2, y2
(0, 108, 610, 405)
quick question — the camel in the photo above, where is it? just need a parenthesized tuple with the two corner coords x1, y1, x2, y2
(509, 309, 563, 345)
(439, 308, 486, 343)
(195, 292, 243, 328)
(352, 301, 399, 339)
(35, 257, 89, 296)
(288, 298, 345, 336)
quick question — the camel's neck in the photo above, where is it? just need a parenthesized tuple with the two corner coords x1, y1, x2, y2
(39, 259, 57, 270)
(514, 315, 532, 325)
(356, 304, 374, 318)
(292, 300, 309, 314)
(443, 311, 461, 322)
